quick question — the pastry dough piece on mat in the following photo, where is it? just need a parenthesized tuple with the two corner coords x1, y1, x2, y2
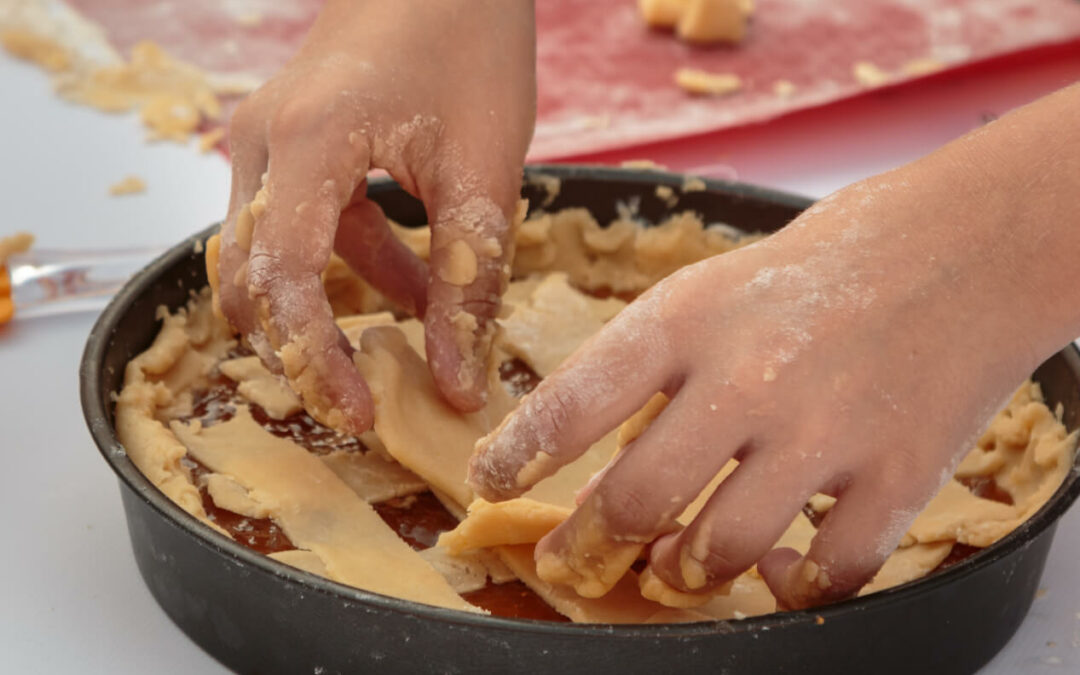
(639, 0, 754, 44)
(170, 405, 479, 613)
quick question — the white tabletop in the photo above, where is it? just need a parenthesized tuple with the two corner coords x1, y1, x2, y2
(1, 47, 1079, 674)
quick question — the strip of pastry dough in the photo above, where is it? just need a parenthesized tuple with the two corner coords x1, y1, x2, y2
(218, 356, 302, 420)
(170, 406, 479, 613)
(498, 273, 624, 377)
(353, 326, 515, 509)
(439, 499, 573, 554)
(496, 545, 707, 623)
(115, 290, 234, 536)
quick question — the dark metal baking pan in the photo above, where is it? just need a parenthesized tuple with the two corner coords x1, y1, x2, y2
(80, 165, 1080, 674)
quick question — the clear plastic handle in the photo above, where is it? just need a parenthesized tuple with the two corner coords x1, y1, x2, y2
(7, 246, 165, 319)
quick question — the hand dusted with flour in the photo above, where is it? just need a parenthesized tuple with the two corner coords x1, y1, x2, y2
(470, 84, 1080, 609)
(216, 0, 536, 434)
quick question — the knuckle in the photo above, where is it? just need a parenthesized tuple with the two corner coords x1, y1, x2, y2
(596, 485, 661, 537)
(698, 542, 744, 578)
(229, 97, 262, 137)
(244, 252, 286, 295)
(460, 296, 499, 320)
(531, 386, 577, 442)
(267, 96, 327, 143)
(218, 285, 245, 320)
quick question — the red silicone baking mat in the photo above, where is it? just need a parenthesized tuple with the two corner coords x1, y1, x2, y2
(65, 0, 1080, 160)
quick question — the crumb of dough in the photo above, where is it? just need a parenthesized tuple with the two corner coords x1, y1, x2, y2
(0, 232, 35, 267)
(527, 173, 562, 208)
(682, 176, 707, 192)
(639, 0, 688, 27)
(0, 29, 69, 71)
(108, 176, 146, 196)
(580, 114, 611, 130)
(621, 159, 669, 171)
(655, 184, 678, 208)
(5, 27, 224, 145)
(233, 11, 264, 27)
(773, 79, 796, 98)
(853, 61, 891, 87)
(639, 566, 732, 608)
(61, 41, 222, 141)
(677, 0, 752, 44)
(197, 127, 226, 154)
(640, 0, 754, 45)
(902, 57, 945, 77)
(675, 68, 742, 96)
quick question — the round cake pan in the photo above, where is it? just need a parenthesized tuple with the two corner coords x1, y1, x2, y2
(81, 165, 1080, 674)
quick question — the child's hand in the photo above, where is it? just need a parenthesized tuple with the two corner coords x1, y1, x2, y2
(469, 91, 1080, 606)
(217, 1, 535, 434)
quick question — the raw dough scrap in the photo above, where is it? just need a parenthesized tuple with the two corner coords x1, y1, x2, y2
(496, 545, 707, 624)
(202, 473, 270, 519)
(383, 208, 753, 297)
(639, 567, 733, 609)
(901, 480, 1017, 548)
(439, 499, 573, 554)
(268, 549, 329, 577)
(388, 208, 758, 296)
(639, 0, 754, 45)
(353, 326, 516, 510)
(522, 430, 620, 510)
(108, 175, 146, 196)
(675, 69, 743, 97)
(170, 406, 479, 613)
(859, 542, 954, 596)
(853, 61, 890, 88)
(419, 546, 490, 595)
(498, 272, 625, 377)
(115, 289, 234, 535)
(959, 382, 1073, 506)
(218, 355, 302, 420)
(903, 383, 1074, 548)
(62, 41, 222, 141)
(0, 29, 69, 71)
(0, 231, 34, 266)
(319, 449, 428, 504)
